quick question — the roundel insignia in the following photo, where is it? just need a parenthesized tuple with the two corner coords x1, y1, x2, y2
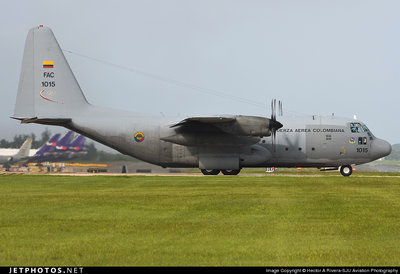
(349, 137, 356, 144)
(134, 132, 145, 143)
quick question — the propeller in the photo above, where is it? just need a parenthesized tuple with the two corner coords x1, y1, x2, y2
(269, 99, 283, 152)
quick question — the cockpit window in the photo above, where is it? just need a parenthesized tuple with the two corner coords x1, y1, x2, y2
(350, 122, 374, 140)
(362, 125, 369, 132)
(350, 122, 368, 133)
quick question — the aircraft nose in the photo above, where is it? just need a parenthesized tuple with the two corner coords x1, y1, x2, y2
(371, 138, 392, 160)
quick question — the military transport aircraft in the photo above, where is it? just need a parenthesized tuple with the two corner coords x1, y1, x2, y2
(12, 26, 392, 176)
(0, 139, 32, 168)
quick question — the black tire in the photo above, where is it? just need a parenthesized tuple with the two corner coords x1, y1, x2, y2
(201, 169, 220, 175)
(221, 169, 241, 175)
(340, 165, 353, 177)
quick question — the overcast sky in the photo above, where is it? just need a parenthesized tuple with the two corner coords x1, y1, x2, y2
(1, 0, 399, 146)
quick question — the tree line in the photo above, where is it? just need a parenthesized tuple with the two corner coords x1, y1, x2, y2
(0, 129, 52, 149)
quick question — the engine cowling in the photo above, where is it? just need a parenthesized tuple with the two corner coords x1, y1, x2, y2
(214, 115, 282, 137)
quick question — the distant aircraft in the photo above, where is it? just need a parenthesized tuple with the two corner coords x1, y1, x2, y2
(30, 133, 60, 162)
(52, 131, 87, 160)
(12, 26, 392, 176)
(48, 131, 74, 159)
(65, 135, 88, 159)
(0, 139, 32, 168)
(30, 131, 87, 162)
(33, 131, 73, 161)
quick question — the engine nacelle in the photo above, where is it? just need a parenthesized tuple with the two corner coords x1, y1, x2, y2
(214, 116, 277, 137)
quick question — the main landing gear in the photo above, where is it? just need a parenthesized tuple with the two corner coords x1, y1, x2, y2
(201, 166, 354, 176)
(200, 169, 241, 176)
(339, 165, 353, 177)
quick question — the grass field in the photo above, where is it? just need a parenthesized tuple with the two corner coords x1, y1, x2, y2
(0, 173, 399, 266)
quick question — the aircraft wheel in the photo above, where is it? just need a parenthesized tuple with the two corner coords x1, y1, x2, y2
(221, 169, 241, 175)
(201, 169, 220, 175)
(340, 165, 353, 177)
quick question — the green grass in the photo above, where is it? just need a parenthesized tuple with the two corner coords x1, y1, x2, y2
(0, 174, 400, 266)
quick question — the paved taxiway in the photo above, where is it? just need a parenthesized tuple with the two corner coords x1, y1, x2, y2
(2, 172, 399, 178)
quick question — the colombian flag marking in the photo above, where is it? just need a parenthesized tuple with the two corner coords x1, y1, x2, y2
(43, 61, 54, 68)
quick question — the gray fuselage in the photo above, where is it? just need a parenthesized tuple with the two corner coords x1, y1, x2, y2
(65, 106, 391, 170)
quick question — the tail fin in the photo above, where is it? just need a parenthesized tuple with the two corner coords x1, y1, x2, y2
(15, 139, 32, 158)
(13, 26, 89, 123)
(34, 133, 60, 157)
(55, 131, 74, 150)
(69, 135, 86, 148)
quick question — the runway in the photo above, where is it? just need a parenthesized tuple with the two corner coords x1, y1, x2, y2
(2, 171, 399, 178)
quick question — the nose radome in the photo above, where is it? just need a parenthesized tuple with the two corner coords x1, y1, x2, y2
(371, 139, 392, 159)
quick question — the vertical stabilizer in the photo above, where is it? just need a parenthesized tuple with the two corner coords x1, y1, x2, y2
(56, 131, 74, 149)
(13, 26, 89, 121)
(33, 133, 61, 157)
(15, 139, 32, 158)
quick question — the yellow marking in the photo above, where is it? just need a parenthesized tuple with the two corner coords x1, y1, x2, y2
(43, 61, 54, 66)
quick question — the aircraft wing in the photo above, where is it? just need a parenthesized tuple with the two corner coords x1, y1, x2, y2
(170, 116, 236, 128)
(170, 115, 282, 137)
(162, 115, 282, 147)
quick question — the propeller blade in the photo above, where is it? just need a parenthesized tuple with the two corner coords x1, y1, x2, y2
(271, 99, 276, 121)
(269, 99, 283, 152)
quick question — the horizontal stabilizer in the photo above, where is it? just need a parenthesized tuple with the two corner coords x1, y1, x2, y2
(11, 117, 72, 126)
